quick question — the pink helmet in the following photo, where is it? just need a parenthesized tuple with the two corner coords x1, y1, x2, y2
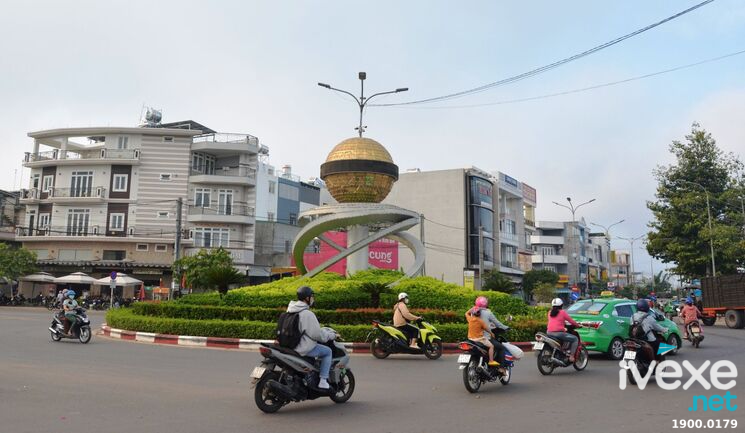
(475, 296, 488, 309)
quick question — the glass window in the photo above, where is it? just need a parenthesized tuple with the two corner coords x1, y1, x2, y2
(136, 244, 148, 251)
(117, 136, 129, 149)
(469, 206, 494, 235)
(42, 175, 54, 192)
(155, 244, 167, 252)
(32, 174, 40, 189)
(103, 250, 126, 260)
(614, 304, 634, 318)
(193, 227, 230, 248)
(195, 188, 211, 207)
(112, 174, 128, 192)
(109, 213, 125, 231)
(66, 209, 90, 236)
(567, 301, 608, 314)
(268, 181, 276, 194)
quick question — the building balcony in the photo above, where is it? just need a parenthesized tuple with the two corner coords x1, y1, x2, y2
(531, 235, 564, 245)
(19, 188, 41, 204)
(189, 166, 257, 185)
(49, 186, 108, 201)
(524, 218, 535, 228)
(191, 133, 260, 154)
(187, 205, 255, 225)
(23, 149, 141, 167)
(532, 254, 568, 264)
(184, 246, 254, 265)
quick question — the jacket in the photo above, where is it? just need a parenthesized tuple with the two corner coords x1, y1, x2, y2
(680, 304, 701, 323)
(473, 307, 508, 338)
(465, 310, 491, 340)
(632, 311, 667, 342)
(393, 302, 419, 327)
(286, 300, 336, 356)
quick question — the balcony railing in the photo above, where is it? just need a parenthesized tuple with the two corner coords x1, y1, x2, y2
(50, 187, 107, 199)
(501, 260, 517, 269)
(17, 225, 104, 237)
(24, 149, 140, 163)
(500, 232, 518, 242)
(193, 133, 259, 146)
(190, 166, 257, 179)
(524, 218, 535, 227)
(20, 188, 40, 200)
(188, 205, 255, 217)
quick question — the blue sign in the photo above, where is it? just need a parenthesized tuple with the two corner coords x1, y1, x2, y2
(110, 271, 117, 280)
(570, 292, 580, 301)
(694, 289, 702, 297)
(504, 174, 518, 187)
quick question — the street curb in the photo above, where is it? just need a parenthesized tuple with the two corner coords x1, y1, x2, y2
(100, 324, 535, 354)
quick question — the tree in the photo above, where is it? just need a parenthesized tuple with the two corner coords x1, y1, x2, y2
(205, 265, 245, 296)
(653, 271, 672, 293)
(482, 271, 515, 293)
(0, 244, 37, 298)
(174, 248, 235, 292)
(646, 123, 745, 278)
(533, 283, 557, 304)
(522, 269, 559, 298)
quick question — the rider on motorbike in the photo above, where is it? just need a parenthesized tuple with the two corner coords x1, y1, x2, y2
(286, 286, 337, 390)
(632, 298, 667, 356)
(465, 307, 500, 367)
(680, 297, 703, 340)
(62, 290, 78, 335)
(393, 292, 422, 349)
(470, 296, 508, 367)
(547, 298, 581, 363)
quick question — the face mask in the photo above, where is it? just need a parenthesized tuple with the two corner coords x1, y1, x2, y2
(404, 298, 409, 304)
(308, 297, 315, 308)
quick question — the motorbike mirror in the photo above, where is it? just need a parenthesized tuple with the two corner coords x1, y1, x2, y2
(506, 315, 514, 322)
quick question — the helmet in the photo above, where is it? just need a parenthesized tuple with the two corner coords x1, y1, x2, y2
(62, 289, 68, 295)
(636, 298, 650, 312)
(475, 296, 488, 309)
(551, 298, 564, 307)
(67, 290, 76, 298)
(398, 292, 409, 301)
(296, 286, 314, 301)
(685, 297, 693, 305)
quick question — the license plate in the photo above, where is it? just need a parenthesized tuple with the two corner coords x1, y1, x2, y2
(534, 341, 544, 350)
(623, 351, 636, 360)
(249, 366, 266, 379)
(457, 354, 471, 364)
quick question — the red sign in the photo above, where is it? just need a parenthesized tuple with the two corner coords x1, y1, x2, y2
(571, 285, 580, 292)
(298, 231, 399, 275)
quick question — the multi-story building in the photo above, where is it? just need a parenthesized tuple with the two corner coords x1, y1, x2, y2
(0, 190, 21, 245)
(588, 232, 611, 286)
(16, 120, 261, 292)
(610, 250, 632, 287)
(494, 172, 535, 285)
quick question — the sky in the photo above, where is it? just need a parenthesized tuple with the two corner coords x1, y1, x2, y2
(1, 0, 743, 282)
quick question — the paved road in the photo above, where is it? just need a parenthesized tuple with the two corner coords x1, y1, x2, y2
(1, 307, 743, 433)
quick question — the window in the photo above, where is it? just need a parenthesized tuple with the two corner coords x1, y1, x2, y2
(268, 181, 276, 194)
(289, 213, 297, 225)
(157, 211, 169, 219)
(543, 265, 556, 273)
(195, 188, 211, 207)
(193, 227, 230, 248)
(103, 250, 126, 260)
(278, 182, 299, 200)
(136, 244, 148, 251)
(38, 213, 50, 234)
(70, 171, 93, 197)
(191, 152, 215, 174)
(540, 246, 555, 256)
(32, 174, 40, 189)
(66, 209, 90, 236)
(117, 136, 129, 149)
(163, 136, 174, 142)
(112, 174, 128, 192)
(614, 304, 634, 318)
(42, 175, 54, 192)
(155, 244, 168, 252)
(109, 213, 125, 231)
(159, 173, 172, 182)
(267, 212, 275, 222)
(218, 189, 233, 215)
(567, 301, 608, 314)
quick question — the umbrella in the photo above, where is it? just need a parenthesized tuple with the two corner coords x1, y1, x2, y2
(138, 284, 146, 301)
(20, 272, 55, 283)
(54, 272, 96, 285)
(93, 273, 143, 286)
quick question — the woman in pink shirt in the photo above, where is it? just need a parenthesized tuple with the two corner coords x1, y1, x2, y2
(547, 298, 582, 362)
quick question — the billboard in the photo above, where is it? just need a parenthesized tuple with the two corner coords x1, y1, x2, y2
(522, 183, 537, 204)
(299, 231, 399, 275)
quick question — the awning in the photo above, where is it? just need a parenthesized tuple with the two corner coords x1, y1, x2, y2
(54, 272, 96, 285)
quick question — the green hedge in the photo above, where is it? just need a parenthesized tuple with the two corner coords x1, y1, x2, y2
(106, 308, 545, 342)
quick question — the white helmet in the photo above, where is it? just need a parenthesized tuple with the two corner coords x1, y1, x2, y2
(398, 292, 409, 301)
(551, 298, 564, 307)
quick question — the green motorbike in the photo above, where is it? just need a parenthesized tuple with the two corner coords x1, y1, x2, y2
(368, 319, 443, 360)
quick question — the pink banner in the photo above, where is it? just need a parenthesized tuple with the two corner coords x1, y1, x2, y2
(298, 231, 399, 275)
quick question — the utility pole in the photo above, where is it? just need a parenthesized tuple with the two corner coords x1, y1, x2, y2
(680, 180, 716, 277)
(420, 213, 426, 276)
(173, 197, 183, 299)
(478, 225, 484, 290)
(553, 197, 596, 298)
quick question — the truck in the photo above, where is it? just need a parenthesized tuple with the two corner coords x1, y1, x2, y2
(700, 275, 745, 329)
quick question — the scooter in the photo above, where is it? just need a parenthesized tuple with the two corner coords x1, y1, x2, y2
(457, 329, 517, 393)
(686, 321, 704, 348)
(622, 333, 666, 385)
(534, 324, 589, 375)
(49, 308, 92, 344)
(368, 318, 443, 360)
(250, 333, 355, 414)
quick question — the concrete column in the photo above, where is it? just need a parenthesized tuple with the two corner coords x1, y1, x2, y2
(60, 137, 68, 159)
(346, 224, 369, 276)
(32, 139, 40, 155)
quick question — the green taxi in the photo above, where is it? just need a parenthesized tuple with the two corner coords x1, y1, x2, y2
(566, 298, 683, 360)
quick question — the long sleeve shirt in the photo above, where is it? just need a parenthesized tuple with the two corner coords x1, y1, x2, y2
(465, 310, 491, 340)
(393, 302, 419, 327)
(547, 309, 580, 333)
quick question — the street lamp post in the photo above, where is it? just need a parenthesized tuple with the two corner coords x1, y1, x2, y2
(618, 235, 645, 298)
(679, 180, 716, 277)
(590, 219, 625, 290)
(318, 72, 408, 137)
(552, 197, 596, 298)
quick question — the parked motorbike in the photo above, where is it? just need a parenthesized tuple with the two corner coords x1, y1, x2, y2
(368, 319, 443, 360)
(49, 307, 92, 343)
(534, 324, 589, 375)
(250, 336, 355, 414)
(622, 333, 666, 385)
(457, 329, 517, 393)
(686, 321, 704, 348)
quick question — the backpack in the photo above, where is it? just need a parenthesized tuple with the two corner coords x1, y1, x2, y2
(629, 315, 647, 339)
(276, 312, 302, 348)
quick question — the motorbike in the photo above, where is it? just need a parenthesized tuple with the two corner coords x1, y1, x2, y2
(622, 333, 666, 385)
(250, 336, 355, 414)
(457, 329, 517, 393)
(368, 319, 443, 360)
(686, 321, 704, 348)
(534, 324, 589, 375)
(49, 307, 92, 343)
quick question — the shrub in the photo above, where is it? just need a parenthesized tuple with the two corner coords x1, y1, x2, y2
(176, 292, 222, 306)
(533, 283, 557, 304)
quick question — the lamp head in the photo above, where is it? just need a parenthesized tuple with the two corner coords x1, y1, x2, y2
(358, 72, 367, 80)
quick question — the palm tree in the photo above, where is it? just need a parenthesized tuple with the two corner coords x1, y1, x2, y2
(205, 266, 245, 296)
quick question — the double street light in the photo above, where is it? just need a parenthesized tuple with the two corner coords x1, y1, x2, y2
(552, 197, 596, 297)
(318, 72, 408, 137)
(589, 219, 625, 288)
(617, 234, 646, 297)
(678, 180, 716, 277)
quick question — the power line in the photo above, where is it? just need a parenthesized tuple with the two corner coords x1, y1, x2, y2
(387, 49, 745, 110)
(423, 216, 464, 230)
(372, 0, 715, 106)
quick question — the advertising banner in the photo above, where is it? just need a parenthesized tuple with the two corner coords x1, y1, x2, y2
(300, 231, 399, 275)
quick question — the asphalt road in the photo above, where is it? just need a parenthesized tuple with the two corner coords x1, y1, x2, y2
(1, 307, 744, 433)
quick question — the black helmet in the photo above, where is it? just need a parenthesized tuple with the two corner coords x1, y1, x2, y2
(297, 286, 314, 301)
(636, 298, 650, 312)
